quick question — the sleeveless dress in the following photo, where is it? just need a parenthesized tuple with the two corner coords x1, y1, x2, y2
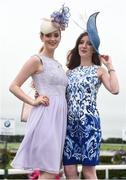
(11, 55, 68, 173)
(63, 65, 102, 166)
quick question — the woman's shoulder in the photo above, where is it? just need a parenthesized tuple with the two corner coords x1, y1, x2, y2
(97, 66, 108, 78)
(28, 54, 43, 66)
(31, 54, 42, 61)
(97, 65, 107, 72)
(93, 64, 101, 69)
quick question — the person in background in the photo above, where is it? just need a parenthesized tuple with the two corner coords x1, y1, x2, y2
(9, 5, 70, 179)
(63, 12, 119, 179)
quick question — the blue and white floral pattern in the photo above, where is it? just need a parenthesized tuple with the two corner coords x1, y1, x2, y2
(63, 65, 102, 165)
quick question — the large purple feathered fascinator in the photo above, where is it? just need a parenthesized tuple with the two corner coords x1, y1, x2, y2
(50, 4, 70, 31)
(40, 5, 70, 34)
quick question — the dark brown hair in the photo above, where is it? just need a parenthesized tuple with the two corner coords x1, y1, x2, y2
(67, 32, 101, 70)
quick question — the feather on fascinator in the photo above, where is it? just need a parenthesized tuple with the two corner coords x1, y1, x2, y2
(87, 12, 100, 54)
(73, 12, 100, 54)
(40, 5, 70, 34)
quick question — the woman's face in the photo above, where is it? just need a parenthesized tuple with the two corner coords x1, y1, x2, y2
(41, 30, 61, 51)
(78, 34, 94, 58)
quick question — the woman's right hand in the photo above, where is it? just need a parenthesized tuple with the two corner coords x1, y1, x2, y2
(33, 95, 49, 106)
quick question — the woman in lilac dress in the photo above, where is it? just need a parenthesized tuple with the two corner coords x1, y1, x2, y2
(9, 5, 70, 179)
(63, 12, 119, 179)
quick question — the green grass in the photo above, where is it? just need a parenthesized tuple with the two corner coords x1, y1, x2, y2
(1, 142, 126, 151)
(100, 143, 126, 151)
(0, 142, 20, 150)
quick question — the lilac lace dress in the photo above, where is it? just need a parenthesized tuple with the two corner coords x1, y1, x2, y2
(11, 55, 68, 173)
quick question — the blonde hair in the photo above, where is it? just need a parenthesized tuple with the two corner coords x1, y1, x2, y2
(39, 46, 44, 53)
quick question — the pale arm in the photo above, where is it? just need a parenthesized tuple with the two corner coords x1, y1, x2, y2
(9, 56, 49, 106)
(98, 55, 119, 94)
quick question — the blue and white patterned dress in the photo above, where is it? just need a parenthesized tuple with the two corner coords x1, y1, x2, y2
(63, 65, 102, 166)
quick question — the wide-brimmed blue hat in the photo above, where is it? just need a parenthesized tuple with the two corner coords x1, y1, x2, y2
(87, 12, 100, 54)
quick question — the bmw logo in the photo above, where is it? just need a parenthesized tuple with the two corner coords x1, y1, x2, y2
(4, 120, 11, 128)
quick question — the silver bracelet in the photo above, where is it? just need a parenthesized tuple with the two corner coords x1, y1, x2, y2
(108, 69, 115, 73)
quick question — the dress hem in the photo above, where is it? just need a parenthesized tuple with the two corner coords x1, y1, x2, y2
(11, 164, 60, 174)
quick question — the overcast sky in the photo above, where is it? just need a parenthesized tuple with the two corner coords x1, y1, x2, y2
(0, 0, 126, 139)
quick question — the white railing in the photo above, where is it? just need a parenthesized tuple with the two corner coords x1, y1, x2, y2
(0, 169, 31, 175)
(0, 165, 126, 179)
(78, 164, 126, 179)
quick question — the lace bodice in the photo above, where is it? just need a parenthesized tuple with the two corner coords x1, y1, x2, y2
(32, 55, 68, 96)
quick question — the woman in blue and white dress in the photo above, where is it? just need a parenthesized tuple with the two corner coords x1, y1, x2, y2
(63, 12, 119, 180)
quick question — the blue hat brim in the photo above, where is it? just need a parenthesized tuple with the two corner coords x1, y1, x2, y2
(87, 12, 100, 54)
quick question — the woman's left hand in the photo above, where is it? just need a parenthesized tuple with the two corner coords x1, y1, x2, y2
(99, 55, 112, 67)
